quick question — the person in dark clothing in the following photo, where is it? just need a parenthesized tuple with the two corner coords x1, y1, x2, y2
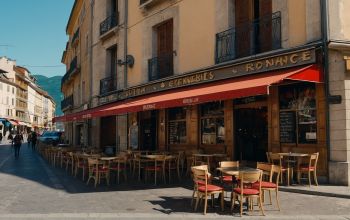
(31, 131, 37, 151)
(27, 132, 32, 148)
(8, 132, 13, 147)
(13, 132, 23, 159)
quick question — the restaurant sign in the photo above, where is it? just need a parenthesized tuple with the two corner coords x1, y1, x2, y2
(99, 48, 316, 105)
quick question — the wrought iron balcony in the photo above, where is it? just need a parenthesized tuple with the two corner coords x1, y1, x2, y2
(148, 53, 174, 82)
(61, 56, 80, 86)
(72, 28, 80, 46)
(100, 13, 118, 36)
(61, 95, 73, 110)
(215, 11, 281, 64)
(100, 76, 117, 96)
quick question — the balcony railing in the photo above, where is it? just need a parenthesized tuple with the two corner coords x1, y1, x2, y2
(61, 56, 79, 86)
(72, 28, 80, 46)
(100, 13, 118, 36)
(215, 11, 281, 64)
(148, 53, 174, 81)
(100, 76, 117, 96)
(61, 95, 73, 110)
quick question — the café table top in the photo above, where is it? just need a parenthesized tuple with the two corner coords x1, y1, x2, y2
(278, 152, 309, 157)
(140, 154, 165, 159)
(193, 153, 227, 157)
(216, 167, 259, 176)
(99, 156, 121, 161)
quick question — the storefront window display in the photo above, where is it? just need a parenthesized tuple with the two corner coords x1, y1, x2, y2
(200, 101, 225, 145)
(279, 83, 317, 144)
(168, 107, 187, 144)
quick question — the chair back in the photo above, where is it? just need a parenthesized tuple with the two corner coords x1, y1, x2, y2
(266, 152, 271, 163)
(309, 152, 319, 169)
(219, 161, 239, 168)
(87, 158, 99, 172)
(191, 166, 208, 187)
(269, 153, 283, 166)
(257, 162, 273, 180)
(271, 165, 281, 186)
(238, 170, 262, 192)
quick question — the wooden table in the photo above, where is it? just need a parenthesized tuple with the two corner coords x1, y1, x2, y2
(278, 153, 309, 185)
(139, 155, 166, 185)
(193, 153, 227, 171)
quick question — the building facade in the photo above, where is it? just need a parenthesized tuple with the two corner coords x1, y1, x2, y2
(0, 57, 56, 132)
(58, 0, 350, 185)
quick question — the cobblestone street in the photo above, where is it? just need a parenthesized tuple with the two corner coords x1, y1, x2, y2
(0, 144, 349, 219)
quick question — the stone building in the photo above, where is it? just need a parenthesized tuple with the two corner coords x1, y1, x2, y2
(57, 0, 350, 185)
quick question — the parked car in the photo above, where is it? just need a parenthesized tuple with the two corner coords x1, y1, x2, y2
(38, 131, 63, 146)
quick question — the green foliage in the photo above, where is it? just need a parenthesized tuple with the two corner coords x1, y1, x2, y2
(33, 75, 63, 116)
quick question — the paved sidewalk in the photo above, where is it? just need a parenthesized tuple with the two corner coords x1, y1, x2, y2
(0, 144, 349, 220)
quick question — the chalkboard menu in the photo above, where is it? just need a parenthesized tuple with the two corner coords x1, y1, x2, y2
(169, 121, 178, 144)
(129, 125, 138, 150)
(168, 121, 186, 144)
(279, 111, 296, 143)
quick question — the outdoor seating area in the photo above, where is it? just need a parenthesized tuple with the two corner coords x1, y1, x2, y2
(36, 144, 320, 217)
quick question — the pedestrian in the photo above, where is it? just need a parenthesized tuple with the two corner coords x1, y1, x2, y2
(27, 132, 32, 148)
(13, 131, 23, 159)
(31, 131, 37, 151)
(8, 132, 13, 147)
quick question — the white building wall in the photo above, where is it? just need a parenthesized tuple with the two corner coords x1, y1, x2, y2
(27, 86, 36, 125)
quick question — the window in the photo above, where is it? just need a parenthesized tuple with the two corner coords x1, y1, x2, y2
(279, 83, 317, 144)
(12, 87, 14, 94)
(200, 101, 225, 145)
(168, 107, 187, 144)
(12, 98, 14, 106)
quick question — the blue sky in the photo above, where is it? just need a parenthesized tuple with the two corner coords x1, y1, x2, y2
(0, 0, 74, 77)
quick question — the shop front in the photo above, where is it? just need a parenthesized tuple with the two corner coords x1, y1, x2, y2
(54, 47, 327, 178)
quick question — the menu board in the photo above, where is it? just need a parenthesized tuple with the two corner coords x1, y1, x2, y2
(129, 125, 138, 150)
(168, 121, 178, 144)
(279, 111, 296, 143)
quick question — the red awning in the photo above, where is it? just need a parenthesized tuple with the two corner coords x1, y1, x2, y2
(9, 120, 18, 126)
(54, 64, 322, 123)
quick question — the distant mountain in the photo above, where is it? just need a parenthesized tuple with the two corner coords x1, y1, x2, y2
(33, 75, 63, 116)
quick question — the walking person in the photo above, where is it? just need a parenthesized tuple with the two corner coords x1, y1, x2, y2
(8, 132, 13, 147)
(31, 131, 37, 151)
(27, 132, 32, 148)
(13, 131, 23, 159)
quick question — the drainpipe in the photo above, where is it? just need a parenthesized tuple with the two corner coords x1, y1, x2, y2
(88, 0, 95, 147)
(124, 0, 129, 149)
(124, 0, 128, 89)
(320, 0, 330, 180)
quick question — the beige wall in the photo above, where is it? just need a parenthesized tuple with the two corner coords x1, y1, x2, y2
(329, 0, 350, 41)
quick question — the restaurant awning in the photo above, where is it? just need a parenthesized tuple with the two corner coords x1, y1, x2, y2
(9, 120, 18, 126)
(54, 64, 322, 123)
(18, 121, 27, 126)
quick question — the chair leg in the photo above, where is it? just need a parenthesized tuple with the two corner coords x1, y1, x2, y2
(194, 194, 200, 211)
(268, 190, 272, 205)
(313, 171, 318, 186)
(240, 195, 243, 217)
(308, 171, 311, 187)
(211, 194, 214, 208)
(231, 193, 235, 211)
(259, 194, 265, 216)
(204, 194, 208, 215)
(275, 190, 281, 211)
(221, 191, 224, 212)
